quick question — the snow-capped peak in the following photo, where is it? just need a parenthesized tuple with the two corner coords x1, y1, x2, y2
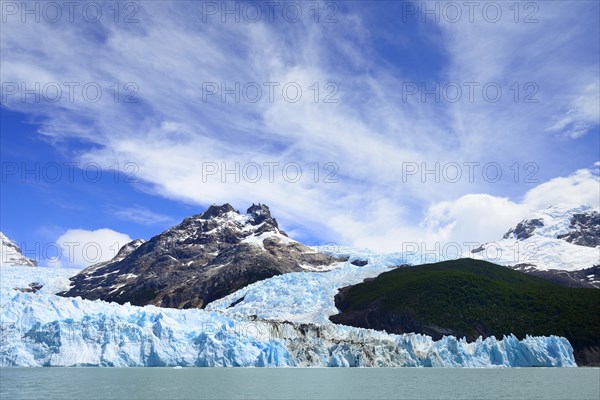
(61, 203, 340, 309)
(474, 204, 600, 271)
(170, 203, 288, 246)
(503, 204, 599, 245)
(247, 203, 273, 223)
(0, 232, 37, 267)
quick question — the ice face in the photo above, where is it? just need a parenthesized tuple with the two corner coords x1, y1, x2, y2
(0, 290, 575, 367)
(0, 260, 576, 367)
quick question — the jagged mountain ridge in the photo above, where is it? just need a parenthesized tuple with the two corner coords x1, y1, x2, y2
(0, 232, 37, 267)
(60, 204, 340, 308)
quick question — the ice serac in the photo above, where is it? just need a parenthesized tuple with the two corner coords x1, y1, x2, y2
(59, 204, 341, 308)
(472, 204, 600, 286)
(0, 232, 37, 267)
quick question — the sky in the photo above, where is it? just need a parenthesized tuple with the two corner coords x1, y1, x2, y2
(1, 0, 599, 268)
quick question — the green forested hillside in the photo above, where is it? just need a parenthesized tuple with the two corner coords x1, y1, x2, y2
(330, 258, 600, 365)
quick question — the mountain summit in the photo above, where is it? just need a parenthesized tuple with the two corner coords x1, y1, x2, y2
(0, 232, 37, 267)
(502, 204, 600, 247)
(60, 204, 340, 308)
(473, 204, 600, 287)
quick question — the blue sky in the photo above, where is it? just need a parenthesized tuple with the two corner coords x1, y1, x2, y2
(1, 1, 599, 267)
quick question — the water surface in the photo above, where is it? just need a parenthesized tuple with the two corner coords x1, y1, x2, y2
(1, 368, 599, 400)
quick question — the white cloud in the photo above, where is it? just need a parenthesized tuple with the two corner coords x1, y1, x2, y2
(1, 2, 598, 254)
(437, 1, 600, 152)
(50, 229, 132, 268)
(419, 168, 600, 252)
(522, 169, 600, 211)
(330, 167, 599, 252)
(424, 194, 527, 245)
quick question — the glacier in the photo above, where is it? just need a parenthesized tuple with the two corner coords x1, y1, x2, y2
(0, 290, 576, 367)
(205, 246, 426, 324)
(0, 254, 577, 367)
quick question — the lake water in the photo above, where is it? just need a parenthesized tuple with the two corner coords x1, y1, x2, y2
(1, 368, 599, 400)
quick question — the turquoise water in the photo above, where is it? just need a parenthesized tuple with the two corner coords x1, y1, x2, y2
(1, 368, 599, 400)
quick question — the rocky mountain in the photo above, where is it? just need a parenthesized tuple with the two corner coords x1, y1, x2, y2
(556, 211, 600, 247)
(502, 206, 600, 247)
(59, 204, 340, 308)
(502, 218, 544, 240)
(0, 232, 37, 267)
(472, 204, 600, 287)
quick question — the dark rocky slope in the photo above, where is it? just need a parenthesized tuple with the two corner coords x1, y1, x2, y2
(556, 212, 600, 247)
(60, 203, 340, 308)
(510, 264, 600, 289)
